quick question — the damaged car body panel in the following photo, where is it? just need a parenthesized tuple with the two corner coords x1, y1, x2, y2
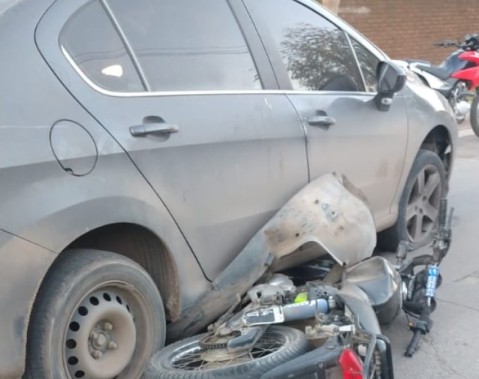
(152, 172, 401, 379)
(167, 172, 377, 341)
(147, 176, 452, 378)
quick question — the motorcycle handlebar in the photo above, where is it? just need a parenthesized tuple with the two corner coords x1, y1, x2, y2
(434, 35, 479, 50)
(433, 40, 459, 48)
(405, 330, 422, 357)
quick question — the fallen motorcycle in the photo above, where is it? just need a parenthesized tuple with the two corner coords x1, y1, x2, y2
(143, 173, 452, 379)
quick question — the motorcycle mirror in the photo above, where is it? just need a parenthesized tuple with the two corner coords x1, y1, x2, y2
(374, 61, 406, 112)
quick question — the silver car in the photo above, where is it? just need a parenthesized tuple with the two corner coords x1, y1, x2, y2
(0, 0, 456, 378)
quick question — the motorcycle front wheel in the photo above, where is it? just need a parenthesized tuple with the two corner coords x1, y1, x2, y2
(144, 326, 308, 379)
(470, 95, 479, 137)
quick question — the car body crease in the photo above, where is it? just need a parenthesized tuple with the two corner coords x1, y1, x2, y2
(285, 94, 311, 182)
(0, 227, 56, 254)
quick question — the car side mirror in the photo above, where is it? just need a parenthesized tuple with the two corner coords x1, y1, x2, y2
(374, 61, 407, 111)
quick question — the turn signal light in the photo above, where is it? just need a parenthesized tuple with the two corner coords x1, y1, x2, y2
(338, 348, 364, 379)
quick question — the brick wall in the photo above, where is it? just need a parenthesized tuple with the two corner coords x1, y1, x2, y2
(337, 0, 479, 64)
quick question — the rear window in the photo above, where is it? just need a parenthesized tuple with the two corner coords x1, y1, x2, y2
(60, 1, 145, 92)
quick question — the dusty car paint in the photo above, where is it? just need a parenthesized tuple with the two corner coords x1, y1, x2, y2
(0, 0, 457, 377)
(0, 230, 56, 378)
(0, 0, 210, 375)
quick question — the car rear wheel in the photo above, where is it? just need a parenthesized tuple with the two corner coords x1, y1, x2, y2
(24, 249, 166, 379)
(379, 149, 446, 251)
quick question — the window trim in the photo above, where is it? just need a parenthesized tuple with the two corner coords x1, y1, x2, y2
(100, 0, 151, 91)
(345, 33, 368, 93)
(64, 44, 375, 98)
(348, 35, 382, 94)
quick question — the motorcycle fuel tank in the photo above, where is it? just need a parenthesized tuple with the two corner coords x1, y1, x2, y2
(343, 256, 402, 324)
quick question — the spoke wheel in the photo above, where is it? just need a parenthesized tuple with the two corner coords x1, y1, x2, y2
(145, 326, 308, 379)
(170, 330, 286, 371)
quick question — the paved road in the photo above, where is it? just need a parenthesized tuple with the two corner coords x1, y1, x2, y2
(382, 128, 479, 378)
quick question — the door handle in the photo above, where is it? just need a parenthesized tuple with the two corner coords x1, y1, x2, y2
(307, 115, 336, 128)
(130, 122, 180, 137)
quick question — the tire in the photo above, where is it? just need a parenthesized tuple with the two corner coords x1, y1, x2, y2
(24, 249, 166, 379)
(378, 149, 447, 252)
(470, 95, 479, 137)
(144, 326, 308, 379)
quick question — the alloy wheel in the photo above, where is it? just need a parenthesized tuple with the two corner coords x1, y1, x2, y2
(405, 164, 442, 244)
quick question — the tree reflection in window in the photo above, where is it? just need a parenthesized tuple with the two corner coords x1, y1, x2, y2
(280, 22, 364, 92)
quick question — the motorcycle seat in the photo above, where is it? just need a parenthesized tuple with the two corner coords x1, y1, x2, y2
(415, 64, 451, 81)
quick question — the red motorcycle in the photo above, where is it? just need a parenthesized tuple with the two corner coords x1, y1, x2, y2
(408, 34, 479, 134)
(464, 52, 479, 135)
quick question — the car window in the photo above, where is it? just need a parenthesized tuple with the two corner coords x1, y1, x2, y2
(60, 0, 145, 92)
(245, 0, 364, 92)
(351, 38, 380, 92)
(106, 0, 262, 92)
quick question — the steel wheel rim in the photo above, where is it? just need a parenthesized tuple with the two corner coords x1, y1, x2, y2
(169, 329, 286, 371)
(406, 164, 442, 244)
(63, 287, 137, 379)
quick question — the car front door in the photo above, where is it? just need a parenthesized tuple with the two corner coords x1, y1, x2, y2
(37, 0, 309, 280)
(244, 0, 409, 227)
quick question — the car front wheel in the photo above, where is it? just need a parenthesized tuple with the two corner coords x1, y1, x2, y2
(25, 249, 166, 379)
(379, 149, 447, 251)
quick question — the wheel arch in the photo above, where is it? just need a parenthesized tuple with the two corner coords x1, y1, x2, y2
(19, 193, 212, 324)
(16, 196, 211, 377)
(419, 124, 454, 181)
(64, 223, 180, 321)
(377, 123, 454, 250)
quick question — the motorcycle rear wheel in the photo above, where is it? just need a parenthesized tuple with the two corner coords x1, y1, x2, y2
(470, 95, 479, 137)
(144, 326, 308, 379)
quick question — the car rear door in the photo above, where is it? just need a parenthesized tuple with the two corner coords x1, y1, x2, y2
(244, 0, 409, 227)
(37, 0, 309, 280)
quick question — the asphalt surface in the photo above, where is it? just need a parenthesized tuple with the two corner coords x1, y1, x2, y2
(381, 126, 479, 378)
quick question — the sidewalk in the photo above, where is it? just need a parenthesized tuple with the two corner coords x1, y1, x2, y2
(458, 120, 475, 138)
